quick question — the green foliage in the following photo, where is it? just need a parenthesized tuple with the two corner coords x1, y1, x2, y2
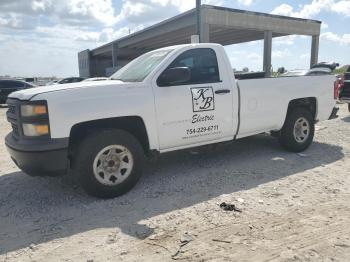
(333, 68, 347, 75)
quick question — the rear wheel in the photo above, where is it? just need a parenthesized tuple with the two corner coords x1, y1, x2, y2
(279, 108, 314, 152)
(72, 129, 145, 198)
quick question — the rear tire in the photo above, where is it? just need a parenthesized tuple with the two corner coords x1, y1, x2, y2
(279, 108, 314, 152)
(72, 129, 145, 198)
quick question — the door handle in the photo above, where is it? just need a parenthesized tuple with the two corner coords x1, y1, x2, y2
(215, 89, 231, 95)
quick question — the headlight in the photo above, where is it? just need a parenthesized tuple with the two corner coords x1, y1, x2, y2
(21, 104, 47, 117)
(22, 123, 49, 136)
(20, 101, 50, 137)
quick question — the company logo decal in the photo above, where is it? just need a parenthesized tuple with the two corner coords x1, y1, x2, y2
(191, 87, 215, 112)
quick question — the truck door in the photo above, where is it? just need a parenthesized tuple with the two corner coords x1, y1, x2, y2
(153, 48, 234, 150)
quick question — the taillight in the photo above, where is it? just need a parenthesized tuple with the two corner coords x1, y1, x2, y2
(334, 75, 345, 99)
(334, 79, 342, 99)
(334, 80, 338, 99)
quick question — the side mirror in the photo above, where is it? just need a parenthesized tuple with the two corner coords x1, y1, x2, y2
(157, 67, 191, 87)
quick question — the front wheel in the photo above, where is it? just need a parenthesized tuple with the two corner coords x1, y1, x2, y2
(279, 108, 315, 152)
(72, 129, 145, 198)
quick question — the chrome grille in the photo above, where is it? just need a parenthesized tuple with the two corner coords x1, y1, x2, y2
(11, 123, 19, 137)
(7, 104, 16, 115)
(6, 100, 20, 138)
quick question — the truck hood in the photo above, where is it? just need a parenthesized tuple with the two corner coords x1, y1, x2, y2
(8, 80, 127, 100)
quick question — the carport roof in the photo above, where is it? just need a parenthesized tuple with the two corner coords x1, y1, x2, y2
(90, 5, 321, 58)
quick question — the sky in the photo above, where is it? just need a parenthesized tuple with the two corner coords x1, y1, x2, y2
(0, 0, 349, 77)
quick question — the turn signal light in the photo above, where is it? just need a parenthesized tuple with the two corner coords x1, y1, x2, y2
(22, 124, 49, 136)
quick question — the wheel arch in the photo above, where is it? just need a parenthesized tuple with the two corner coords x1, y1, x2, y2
(68, 116, 150, 159)
(272, 97, 317, 136)
(287, 97, 317, 120)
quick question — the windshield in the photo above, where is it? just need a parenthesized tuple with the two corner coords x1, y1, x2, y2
(110, 49, 173, 82)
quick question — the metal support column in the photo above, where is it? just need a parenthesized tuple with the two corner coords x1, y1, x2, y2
(263, 30, 272, 77)
(78, 49, 91, 78)
(200, 23, 210, 43)
(196, 0, 201, 38)
(310, 35, 319, 68)
(112, 42, 118, 68)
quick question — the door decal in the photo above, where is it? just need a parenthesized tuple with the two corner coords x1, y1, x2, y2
(191, 87, 215, 112)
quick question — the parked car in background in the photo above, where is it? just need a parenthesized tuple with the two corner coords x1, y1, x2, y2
(282, 62, 339, 77)
(0, 79, 35, 104)
(306, 67, 334, 76)
(310, 62, 339, 71)
(83, 77, 108, 82)
(24, 78, 35, 83)
(50, 77, 85, 85)
(58, 77, 85, 84)
(281, 70, 307, 76)
(45, 80, 59, 86)
(339, 66, 350, 111)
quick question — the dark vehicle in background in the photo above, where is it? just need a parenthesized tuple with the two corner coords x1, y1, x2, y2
(339, 66, 350, 111)
(0, 79, 35, 104)
(24, 77, 35, 83)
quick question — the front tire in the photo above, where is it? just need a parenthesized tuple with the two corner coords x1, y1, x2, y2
(279, 108, 315, 152)
(72, 129, 145, 198)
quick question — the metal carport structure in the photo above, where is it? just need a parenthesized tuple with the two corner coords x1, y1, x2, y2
(78, 5, 321, 78)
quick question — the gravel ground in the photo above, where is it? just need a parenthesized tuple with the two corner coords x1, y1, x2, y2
(0, 104, 350, 262)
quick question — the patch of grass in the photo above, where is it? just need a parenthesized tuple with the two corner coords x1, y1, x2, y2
(334, 68, 347, 75)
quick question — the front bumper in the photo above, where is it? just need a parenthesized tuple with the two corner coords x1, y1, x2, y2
(5, 133, 69, 176)
(328, 107, 339, 120)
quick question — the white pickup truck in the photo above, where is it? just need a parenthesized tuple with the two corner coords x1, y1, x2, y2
(5, 43, 338, 198)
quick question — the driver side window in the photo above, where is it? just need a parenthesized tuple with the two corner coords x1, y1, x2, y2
(158, 48, 220, 86)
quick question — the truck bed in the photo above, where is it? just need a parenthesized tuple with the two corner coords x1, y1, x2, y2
(236, 75, 335, 138)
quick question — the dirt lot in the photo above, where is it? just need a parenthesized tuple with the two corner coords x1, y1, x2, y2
(1, 104, 350, 262)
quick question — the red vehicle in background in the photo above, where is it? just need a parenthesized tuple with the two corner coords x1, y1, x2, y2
(334, 74, 344, 99)
(339, 66, 350, 112)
